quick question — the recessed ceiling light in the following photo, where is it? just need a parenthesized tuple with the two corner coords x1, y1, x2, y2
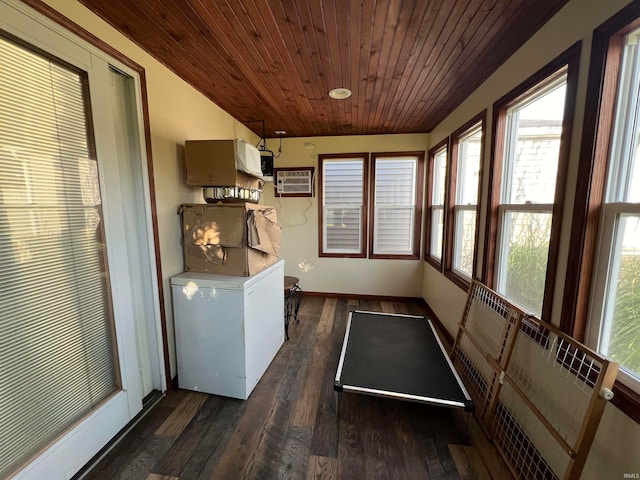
(328, 88, 352, 100)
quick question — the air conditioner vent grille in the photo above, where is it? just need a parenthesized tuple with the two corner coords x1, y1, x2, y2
(275, 168, 314, 196)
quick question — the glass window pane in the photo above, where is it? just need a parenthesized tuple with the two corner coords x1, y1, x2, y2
(505, 82, 566, 204)
(375, 158, 416, 205)
(499, 211, 552, 316)
(607, 30, 640, 203)
(324, 206, 362, 253)
(453, 208, 477, 278)
(375, 207, 414, 254)
(457, 129, 482, 205)
(323, 160, 363, 204)
(373, 157, 417, 255)
(430, 207, 444, 260)
(432, 148, 447, 205)
(600, 215, 640, 379)
(630, 142, 640, 202)
(322, 159, 364, 253)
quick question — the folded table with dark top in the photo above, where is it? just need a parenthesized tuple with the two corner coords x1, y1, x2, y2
(334, 310, 474, 412)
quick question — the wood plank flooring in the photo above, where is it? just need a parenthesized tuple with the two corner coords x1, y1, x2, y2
(84, 296, 498, 480)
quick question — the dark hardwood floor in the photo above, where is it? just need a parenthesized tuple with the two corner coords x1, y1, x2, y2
(84, 296, 496, 480)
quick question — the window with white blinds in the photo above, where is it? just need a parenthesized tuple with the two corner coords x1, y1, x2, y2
(319, 153, 423, 259)
(372, 156, 420, 257)
(320, 156, 366, 255)
(0, 34, 118, 478)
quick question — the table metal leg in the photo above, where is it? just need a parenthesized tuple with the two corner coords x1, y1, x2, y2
(284, 283, 303, 340)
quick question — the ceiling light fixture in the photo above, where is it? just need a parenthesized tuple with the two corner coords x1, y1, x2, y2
(328, 88, 352, 100)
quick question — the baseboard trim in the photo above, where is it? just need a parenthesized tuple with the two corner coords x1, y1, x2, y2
(417, 298, 455, 346)
(303, 291, 425, 303)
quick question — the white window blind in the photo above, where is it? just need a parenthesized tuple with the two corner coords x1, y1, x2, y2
(373, 157, 417, 255)
(322, 158, 364, 254)
(0, 35, 118, 478)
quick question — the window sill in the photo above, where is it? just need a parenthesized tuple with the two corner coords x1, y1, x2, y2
(612, 380, 640, 425)
(370, 253, 420, 260)
(444, 270, 471, 292)
(318, 252, 366, 259)
(424, 255, 443, 272)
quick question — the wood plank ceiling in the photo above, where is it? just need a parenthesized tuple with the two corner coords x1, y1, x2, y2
(80, 0, 569, 138)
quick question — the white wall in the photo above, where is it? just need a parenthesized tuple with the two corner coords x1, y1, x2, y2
(421, 0, 640, 477)
(261, 133, 429, 297)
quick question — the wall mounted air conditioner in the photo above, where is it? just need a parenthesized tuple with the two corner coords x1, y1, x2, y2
(274, 168, 314, 197)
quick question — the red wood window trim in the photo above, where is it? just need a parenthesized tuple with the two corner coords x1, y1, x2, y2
(424, 139, 450, 271)
(369, 152, 425, 260)
(444, 111, 487, 292)
(482, 42, 581, 322)
(317, 153, 369, 258)
(561, 1, 640, 425)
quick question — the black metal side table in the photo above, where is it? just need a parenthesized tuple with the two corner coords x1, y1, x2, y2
(284, 276, 303, 339)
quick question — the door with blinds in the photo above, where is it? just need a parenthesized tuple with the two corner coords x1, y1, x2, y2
(0, 1, 164, 478)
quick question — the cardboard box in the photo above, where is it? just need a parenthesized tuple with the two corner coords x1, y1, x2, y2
(185, 140, 262, 189)
(179, 203, 281, 276)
